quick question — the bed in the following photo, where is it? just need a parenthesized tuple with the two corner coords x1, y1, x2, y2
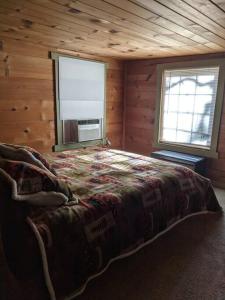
(0, 143, 222, 300)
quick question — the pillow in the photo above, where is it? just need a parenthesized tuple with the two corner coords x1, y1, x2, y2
(0, 143, 56, 175)
(0, 159, 75, 206)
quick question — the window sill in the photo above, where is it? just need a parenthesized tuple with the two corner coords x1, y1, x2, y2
(153, 141, 218, 159)
(53, 139, 105, 152)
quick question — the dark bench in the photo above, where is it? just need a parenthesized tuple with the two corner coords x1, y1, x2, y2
(151, 150, 206, 176)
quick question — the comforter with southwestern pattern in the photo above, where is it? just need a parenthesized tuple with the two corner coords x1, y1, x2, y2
(21, 147, 221, 299)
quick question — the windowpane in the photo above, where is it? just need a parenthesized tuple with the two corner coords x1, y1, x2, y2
(179, 76, 196, 94)
(193, 114, 210, 134)
(169, 76, 180, 94)
(195, 83, 213, 95)
(194, 95, 213, 114)
(196, 75, 217, 95)
(178, 95, 195, 113)
(55, 55, 106, 147)
(162, 129, 176, 142)
(177, 113, 192, 131)
(163, 112, 177, 129)
(164, 95, 169, 111)
(167, 95, 179, 112)
(177, 131, 191, 143)
(160, 66, 219, 149)
(191, 133, 210, 146)
(165, 76, 170, 90)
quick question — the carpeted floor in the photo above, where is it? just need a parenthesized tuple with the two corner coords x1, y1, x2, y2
(1, 188, 225, 300)
(75, 187, 225, 300)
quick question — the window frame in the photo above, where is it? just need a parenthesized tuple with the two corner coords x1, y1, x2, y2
(51, 52, 107, 152)
(154, 58, 225, 158)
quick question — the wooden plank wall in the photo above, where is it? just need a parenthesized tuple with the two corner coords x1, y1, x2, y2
(124, 53, 225, 188)
(0, 38, 124, 152)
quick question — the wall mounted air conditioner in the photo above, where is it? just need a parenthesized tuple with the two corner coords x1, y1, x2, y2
(78, 119, 102, 142)
(62, 119, 102, 144)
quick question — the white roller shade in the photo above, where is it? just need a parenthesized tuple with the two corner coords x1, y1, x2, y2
(58, 57, 105, 120)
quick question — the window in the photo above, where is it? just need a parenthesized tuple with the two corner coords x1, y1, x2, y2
(52, 53, 106, 151)
(154, 59, 225, 158)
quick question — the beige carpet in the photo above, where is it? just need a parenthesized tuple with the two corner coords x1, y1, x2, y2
(77, 188, 225, 300)
(1, 188, 225, 300)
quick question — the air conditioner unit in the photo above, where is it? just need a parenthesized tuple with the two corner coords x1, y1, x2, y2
(78, 119, 102, 142)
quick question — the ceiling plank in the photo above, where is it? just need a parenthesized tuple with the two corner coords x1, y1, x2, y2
(212, 0, 225, 11)
(32, 0, 191, 49)
(1, 0, 192, 57)
(132, 0, 225, 48)
(0, 0, 225, 59)
(0, 22, 130, 58)
(101, 0, 214, 45)
(66, 0, 208, 48)
(155, 0, 225, 39)
(0, 2, 178, 58)
(183, 0, 225, 29)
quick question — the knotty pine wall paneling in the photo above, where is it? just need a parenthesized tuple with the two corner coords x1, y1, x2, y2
(0, 38, 124, 152)
(124, 53, 225, 188)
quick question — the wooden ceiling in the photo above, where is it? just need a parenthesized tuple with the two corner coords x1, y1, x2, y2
(1, 0, 225, 59)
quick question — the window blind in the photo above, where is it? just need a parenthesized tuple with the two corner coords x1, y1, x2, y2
(160, 67, 219, 149)
(58, 56, 105, 120)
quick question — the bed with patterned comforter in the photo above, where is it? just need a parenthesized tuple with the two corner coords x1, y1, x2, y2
(0, 145, 222, 300)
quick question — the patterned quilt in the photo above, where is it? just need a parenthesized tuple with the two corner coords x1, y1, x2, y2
(25, 147, 221, 300)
